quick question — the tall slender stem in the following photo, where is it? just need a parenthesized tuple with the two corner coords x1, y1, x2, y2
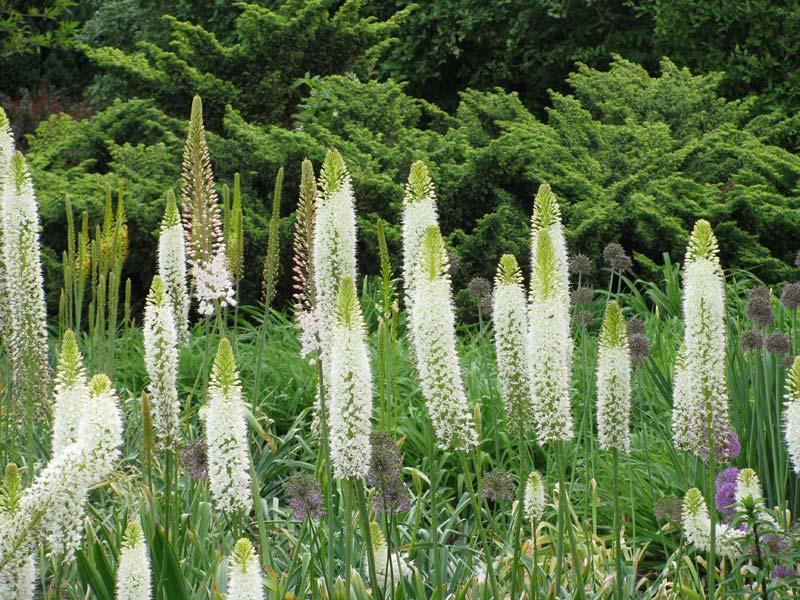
(612, 450, 623, 600)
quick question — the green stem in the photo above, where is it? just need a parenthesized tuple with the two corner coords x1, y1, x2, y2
(612, 450, 623, 600)
(354, 481, 381, 598)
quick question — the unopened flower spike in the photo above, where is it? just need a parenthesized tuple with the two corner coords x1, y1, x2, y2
(524, 470, 546, 522)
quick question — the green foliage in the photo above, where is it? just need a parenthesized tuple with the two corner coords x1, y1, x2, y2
(81, 1, 412, 127)
(25, 57, 800, 314)
(0, 0, 78, 58)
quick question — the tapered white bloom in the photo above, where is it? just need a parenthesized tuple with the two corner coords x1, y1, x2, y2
(369, 521, 412, 584)
(402, 161, 439, 319)
(735, 468, 764, 507)
(596, 301, 631, 453)
(181, 96, 235, 316)
(671, 344, 698, 451)
(493, 254, 533, 434)
(158, 190, 190, 343)
(143, 276, 181, 451)
(523, 470, 546, 522)
(312, 149, 358, 368)
(530, 184, 569, 294)
(115, 520, 151, 600)
(21, 374, 123, 557)
(0, 465, 35, 600)
(2, 152, 49, 400)
(682, 488, 742, 559)
(784, 356, 800, 476)
(528, 229, 573, 444)
(227, 538, 264, 600)
(51, 330, 88, 455)
(0, 108, 15, 357)
(410, 225, 477, 450)
(675, 220, 731, 458)
(204, 338, 252, 514)
(328, 277, 373, 479)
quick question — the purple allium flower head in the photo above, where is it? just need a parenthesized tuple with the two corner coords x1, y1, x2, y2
(603, 243, 633, 272)
(482, 469, 515, 502)
(367, 432, 411, 514)
(741, 330, 764, 351)
(569, 254, 593, 276)
(626, 317, 646, 337)
(629, 334, 651, 367)
(771, 565, 798, 580)
(747, 285, 773, 329)
(467, 277, 492, 314)
(716, 482, 738, 518)
(764, 532, 792, 554)
(576, 310, 594, 328)
(572, 287, 594, 305)
(766, 332, 791, 355)
(180, 439, 208, 479)
(653, 496, 683, 523)
(699, 428, 741, 463)
(781, 282, 800, 311)
(283, 472, 324, 520)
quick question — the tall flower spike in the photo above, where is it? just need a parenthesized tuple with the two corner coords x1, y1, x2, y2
(312, 149, 357, 359)
(0, 463, 35, 600)
(596, 301, 631, 453)
(51, 330, 88, 455)
(735, 468, 764, 506)
(227, 538, 264, 600)
(671, 344, 699, 451)
(679, 220, 732, 458)
(291, 158, 317, 314)
(682, 488, 742, 559)
(20, 373, 123, 558)
(2, 152, 50, 403)
(0, 108, 15, 359)
(784, 356, 800, 475)
(204, 338, 252, 514)
(530, 183, 569, 293)
(115, 520, 152, 600)
(402, 161, 439, 318)
(528, 229, 573, 444)
(524, 470, 546, 522)
(180, 95, 234, 315)
(158, 190, 190, 343)
(493, 254, 533, 435)
(143, 276, 181, 451)
(329, 276, 373, 479)
(410, 225, 478, 450)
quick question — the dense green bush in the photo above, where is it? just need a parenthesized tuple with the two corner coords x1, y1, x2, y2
(28, 56, 800, 313)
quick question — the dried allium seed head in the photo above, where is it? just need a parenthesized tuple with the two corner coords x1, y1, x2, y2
(467, 277, 492, 313)
(628, 334, 651, 367)
(626, 317, 646, 337)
